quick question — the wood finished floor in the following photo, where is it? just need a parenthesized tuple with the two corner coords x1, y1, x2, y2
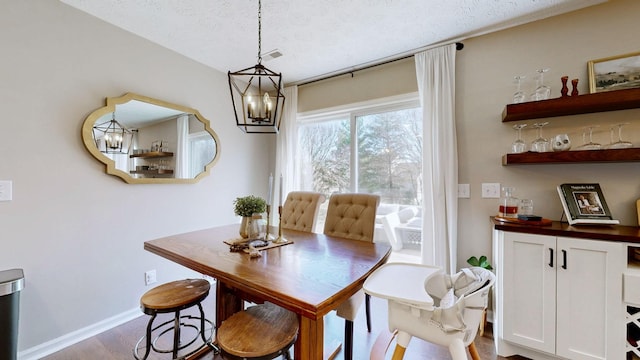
(42, 281, 529, 360)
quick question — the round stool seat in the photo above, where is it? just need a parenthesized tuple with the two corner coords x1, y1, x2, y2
(141, 279, 210, 314)
(135, 278, 217, 360)
(217, 302, 298, 359)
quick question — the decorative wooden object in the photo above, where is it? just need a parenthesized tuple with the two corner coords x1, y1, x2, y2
(561, 76, 569, 97)
(571, 78, 579, 96)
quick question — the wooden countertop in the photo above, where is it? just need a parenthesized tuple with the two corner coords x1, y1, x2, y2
(492, 217, 640, 243)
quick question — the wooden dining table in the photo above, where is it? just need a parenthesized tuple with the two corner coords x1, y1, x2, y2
(144, 224, 391, 360)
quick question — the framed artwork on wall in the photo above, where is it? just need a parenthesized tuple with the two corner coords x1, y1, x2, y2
(588, 51, 640, 93)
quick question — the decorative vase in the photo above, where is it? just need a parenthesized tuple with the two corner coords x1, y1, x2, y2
(571, 79, 579, 96)
(561, 76, 569, 97)
(239, 216, 252, 239)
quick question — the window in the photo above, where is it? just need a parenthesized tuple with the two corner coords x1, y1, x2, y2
(297, 95, 423, 233)
(188, 132, 216, 178)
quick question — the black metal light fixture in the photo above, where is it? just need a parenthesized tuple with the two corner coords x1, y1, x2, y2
(228, 0, 285, 134)
(92, 112, 134, 154)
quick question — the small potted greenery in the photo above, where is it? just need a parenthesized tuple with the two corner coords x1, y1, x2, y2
(467, 255, 493, 335)
(234, 195, 267, 238)
(466, 255, 493, 270)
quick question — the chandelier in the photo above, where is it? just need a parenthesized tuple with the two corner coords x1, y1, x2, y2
(228, 0, 285, 134)
(92, 112, 134, 154)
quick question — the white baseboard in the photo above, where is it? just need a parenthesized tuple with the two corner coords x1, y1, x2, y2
(18, 307, 141, 360)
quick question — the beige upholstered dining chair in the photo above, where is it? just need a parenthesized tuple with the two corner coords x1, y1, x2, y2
(323, 193, 380, 360)
(281, 191, 326, 232)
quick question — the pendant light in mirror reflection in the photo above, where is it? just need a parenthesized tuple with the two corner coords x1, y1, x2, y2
(228, 0, 285, 134)
(92, 112, 134, 154)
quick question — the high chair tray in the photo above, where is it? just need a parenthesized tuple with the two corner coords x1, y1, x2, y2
(364, 262, 441, 309)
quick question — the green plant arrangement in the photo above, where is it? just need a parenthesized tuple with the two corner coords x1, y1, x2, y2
(466, 255, 493, 270)
(233, 195, 267, 217)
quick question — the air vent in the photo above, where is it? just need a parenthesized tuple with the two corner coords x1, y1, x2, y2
(262, 49, 283, 62)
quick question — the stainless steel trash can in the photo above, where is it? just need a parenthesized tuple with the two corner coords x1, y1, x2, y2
(0, 269, 24, 360)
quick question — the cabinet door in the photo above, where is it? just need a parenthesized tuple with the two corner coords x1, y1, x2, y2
(555, 236, 624, 360)
(503, 232, 557, 353)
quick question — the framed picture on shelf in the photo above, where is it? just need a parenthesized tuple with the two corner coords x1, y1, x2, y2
(588, 51, 640, 93)
(557, 183, 619, 225)
(151, 140, 161, 152)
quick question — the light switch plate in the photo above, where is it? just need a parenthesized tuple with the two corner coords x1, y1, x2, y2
(458, 184, 470, 198)
(0, 180, 12, 201)
(481, 183, 501, 198)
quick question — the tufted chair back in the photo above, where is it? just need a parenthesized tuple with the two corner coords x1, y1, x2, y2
(323, 193, 380, 360)
(323, 193, 380, 242)
(281, 191, 326, 232)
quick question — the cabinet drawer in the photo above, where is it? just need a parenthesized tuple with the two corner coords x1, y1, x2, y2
(624, 272, 640, 305)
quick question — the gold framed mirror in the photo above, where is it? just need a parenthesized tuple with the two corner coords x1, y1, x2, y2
(81, 93, 220, 184)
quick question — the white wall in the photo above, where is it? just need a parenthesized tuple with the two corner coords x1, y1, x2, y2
(299, 0, 640, 269)
(0, 0, 274, 355)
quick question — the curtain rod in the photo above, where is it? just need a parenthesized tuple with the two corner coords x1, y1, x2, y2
(295, 42, 464, 87)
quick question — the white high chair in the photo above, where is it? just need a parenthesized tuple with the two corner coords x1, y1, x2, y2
(364, 263, 495, 360)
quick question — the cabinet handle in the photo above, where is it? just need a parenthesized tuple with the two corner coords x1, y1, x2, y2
(561, 249, 567, 269)
(548, 248, 554, 267)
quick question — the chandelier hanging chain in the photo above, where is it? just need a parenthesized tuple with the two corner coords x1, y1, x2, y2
(227, 0, 284, 133)
(257, 0, 262, 64)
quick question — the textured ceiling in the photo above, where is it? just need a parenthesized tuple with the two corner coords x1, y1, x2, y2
(60, 0, 605, 85)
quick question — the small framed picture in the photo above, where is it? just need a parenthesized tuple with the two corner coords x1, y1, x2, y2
(151, 140, 161, 152)
(588, 51, 640, 93)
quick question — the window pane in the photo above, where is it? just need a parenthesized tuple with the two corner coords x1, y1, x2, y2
(356, 108, 422, 206)
(189, 133, 216, 178)
(298, 118, 351, 194)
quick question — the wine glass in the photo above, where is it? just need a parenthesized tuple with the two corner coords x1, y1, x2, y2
(607, 123, 633, 149)
(530, 122, 550, 152)
(513, 75, 526, 104)
(511, 124, 527, 153)
(575, 126, 601, 150)
(533, 68, 550, 100)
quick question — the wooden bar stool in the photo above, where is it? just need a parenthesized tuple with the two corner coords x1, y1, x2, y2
(134, 278, 217, 359)
(216, 302, 298, 360)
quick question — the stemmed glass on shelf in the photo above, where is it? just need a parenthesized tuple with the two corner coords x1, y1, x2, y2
(530, 122, 550, 152)
(513, 75, 526, 104)
(606, 123, 633, 149)
(511, 124, 527, 153)
(576, 126, 601, 150)
(532, 68, 550, 101)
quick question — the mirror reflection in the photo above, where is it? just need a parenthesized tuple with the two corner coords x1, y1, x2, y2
(82, 93, 220, 184)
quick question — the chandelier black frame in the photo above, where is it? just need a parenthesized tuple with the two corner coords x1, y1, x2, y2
(228, 0, 285, 134)
(92, 112, 134, 154)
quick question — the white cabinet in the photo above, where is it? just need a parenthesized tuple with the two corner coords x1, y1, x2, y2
(494, 230, 625, 360)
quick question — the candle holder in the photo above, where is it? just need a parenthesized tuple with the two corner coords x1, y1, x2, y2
(265, 205, 274, 240)
(272, 205, 288, 244)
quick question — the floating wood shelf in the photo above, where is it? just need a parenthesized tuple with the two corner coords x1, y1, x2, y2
(129, 151, 174, 158)
(129, 169, 174, 175)
(502, 148, 640, 165)
(502, 88, 640, 122)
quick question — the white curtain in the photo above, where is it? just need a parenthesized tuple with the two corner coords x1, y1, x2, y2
(274, 86, 298, 210)
(175, 114, 189, 179)
(415, 44, 458, 274)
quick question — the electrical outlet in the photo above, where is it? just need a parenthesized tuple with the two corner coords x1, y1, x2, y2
(481, 183, 501, 198)
(202, 274, 215, 284)
(145, 270, 157, 286)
